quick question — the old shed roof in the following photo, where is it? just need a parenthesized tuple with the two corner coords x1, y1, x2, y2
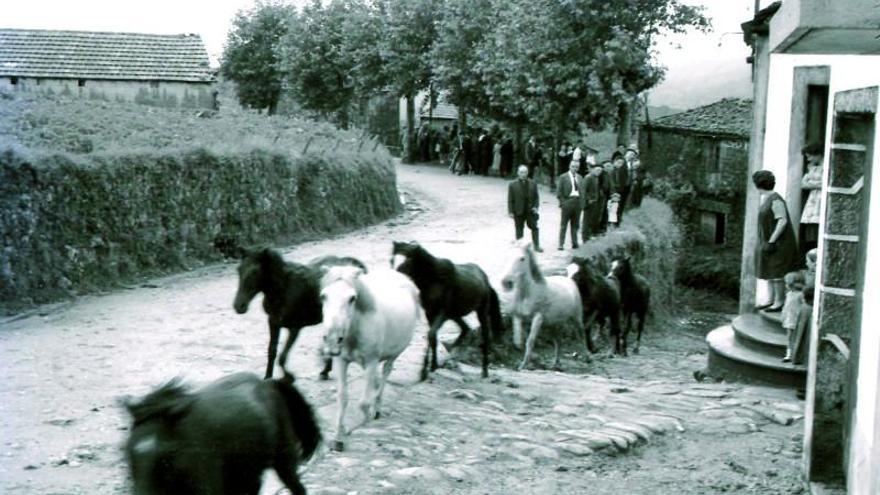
(0, 28, 214, 82)
(647, 98, 753, 138)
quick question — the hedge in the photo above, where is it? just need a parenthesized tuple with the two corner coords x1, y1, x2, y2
(0, 146, 400, 313)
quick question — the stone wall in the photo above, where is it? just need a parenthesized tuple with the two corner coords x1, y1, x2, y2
(0, 147, 400, 313)
(0, 77, 216, 109)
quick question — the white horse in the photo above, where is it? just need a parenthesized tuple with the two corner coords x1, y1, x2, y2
(500, 242, 584, 371)
(320, 265, 421, 451)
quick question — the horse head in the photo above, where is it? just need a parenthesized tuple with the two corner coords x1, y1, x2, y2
(501, 241, 543, 292)
(233, 247, 281, 314)
(319, 266, 368, 357)
(609, 256, 633, 280)
(124, 379, 194, 494)
(390, 240, 419, 270)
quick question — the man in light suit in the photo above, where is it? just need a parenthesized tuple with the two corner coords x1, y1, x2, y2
(508, 165, 542, 251)
(556, 160, 582, 250)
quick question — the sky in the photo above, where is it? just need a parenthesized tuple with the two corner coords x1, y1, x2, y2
(3, 0, 774, 109)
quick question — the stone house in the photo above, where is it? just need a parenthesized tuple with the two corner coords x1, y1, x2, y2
(706, 1, 880, 493)
(639, 98, 752, 247)
(0, 29, 216, 108)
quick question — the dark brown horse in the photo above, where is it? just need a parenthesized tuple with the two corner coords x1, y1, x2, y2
(124, 372, 320, 495)
(391, 241, 503, 380)
(567, 256, 623, 355)
(233, 247, 366, 381)
(609, 257, 651, 354)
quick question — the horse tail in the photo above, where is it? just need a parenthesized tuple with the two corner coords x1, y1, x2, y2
(489, 287, 504, 337)
(271, 380, 321, 461)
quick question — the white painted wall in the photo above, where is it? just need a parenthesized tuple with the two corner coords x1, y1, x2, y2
(848, 90, 880, 495)
(762, 53, 880, 493)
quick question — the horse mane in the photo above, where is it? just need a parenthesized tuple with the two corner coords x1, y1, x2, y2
(524, 245, 544, 283)
(126, 378, 193, 426)
(571, 257, 607, 299)
(321, 266, 375, 313)
(396, 242, 455, 283)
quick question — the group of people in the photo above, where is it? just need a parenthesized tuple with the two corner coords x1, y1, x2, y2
(752, 142, 825, 364)
(508, 143, 652, 252)
(414, 122, 517, 176)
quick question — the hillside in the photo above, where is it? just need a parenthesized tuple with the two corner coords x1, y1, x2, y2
(0, 91, 374, 157)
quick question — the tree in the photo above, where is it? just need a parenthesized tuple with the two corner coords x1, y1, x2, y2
(278, 0, 385, 128)
(431, 0, 494, 129)
(378, 0, 440, 163)
(220, 1, 293, 114)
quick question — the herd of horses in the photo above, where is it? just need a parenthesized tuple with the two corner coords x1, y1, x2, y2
(123, 241, 650, 494)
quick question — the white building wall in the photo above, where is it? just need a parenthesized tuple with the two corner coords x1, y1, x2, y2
(0, 77, 215, 108)
(762, 54, 880, 494)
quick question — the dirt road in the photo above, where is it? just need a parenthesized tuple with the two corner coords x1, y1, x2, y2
(0, 164, 806, 494)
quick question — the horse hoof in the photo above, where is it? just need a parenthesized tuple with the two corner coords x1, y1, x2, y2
(280, 374, 294, 385)
(331, 440, 345, 452)
(319, 372, 330, 381)
(374, 411, 381, 420)
(633, 348, 640, 355)
(481, 370, 489, 379)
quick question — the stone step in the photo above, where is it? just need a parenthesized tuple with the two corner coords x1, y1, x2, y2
(706, 326, 805, 388)
(759, 308, 783, 326)
(732, 314, 788, 354)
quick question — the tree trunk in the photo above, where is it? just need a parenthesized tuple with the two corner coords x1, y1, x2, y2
(551, 124, 560, 192)
(514, 124, 523, 165)
(617, 98, 634, 146)
(404, 92, 416, 163)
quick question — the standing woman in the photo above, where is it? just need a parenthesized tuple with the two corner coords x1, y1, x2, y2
(753, 170, 799, 311)
(799, 142, 824, 257)
(491, 135, 502, 176)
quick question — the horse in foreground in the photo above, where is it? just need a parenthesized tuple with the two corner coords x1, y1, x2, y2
(232, 247, 366, 381)
(500, 242, 584, 371)
(567, 256, 623, 355)
(124, 372, 320, 495)
(391, 241, 503, 380)
(320, 266, 420, 451)
(609, 257, 651, 354)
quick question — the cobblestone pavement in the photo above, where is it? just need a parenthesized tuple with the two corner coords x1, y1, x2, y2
(0, 163, 805, 494)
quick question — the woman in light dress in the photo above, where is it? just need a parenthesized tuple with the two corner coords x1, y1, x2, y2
(800, 142, 824, 256)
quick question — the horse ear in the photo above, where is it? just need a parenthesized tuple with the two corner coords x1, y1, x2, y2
(118, 395, 137, 416)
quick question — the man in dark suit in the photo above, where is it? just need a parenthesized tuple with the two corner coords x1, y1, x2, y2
(508, 165, 542, 251)
(500, 136, 514, 177)
(556, 160, 582, 250)
(580, 163, 603, 243)
(525, 136, 541, 179)
(612, 151, 630, 223)
(477, 129, 493, 176)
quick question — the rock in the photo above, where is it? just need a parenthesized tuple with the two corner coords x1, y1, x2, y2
(502, 389, 538, 402)
(447, 389, 483, 402)
(433, 368, 465, 383)
(334, 457, 361, 468)
(682, 389, 729, 399)
(314, 488, 348, 495)
(481, 400, 506, 412)
(605, 422, 652, 442)
(369, 459, 389, 468)
(23, 464, 39, 470)
(377, 480, 396, 490)
(440, 466, 470, 481)
(551, 404, 579, 416)
(555, 441, 593, 457)
(385, 446, 413, 459)
(389, 466, 446, 483)
(509, 442, 560, 461)
(610, 386, 630, 393)
(47, 418, 74, 427)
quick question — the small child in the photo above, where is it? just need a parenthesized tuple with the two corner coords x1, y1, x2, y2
(607, 192, 621, 229)
(781, 270, 806, 362)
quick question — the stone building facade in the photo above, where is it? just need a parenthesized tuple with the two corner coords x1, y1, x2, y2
(0, 29, 216, 109)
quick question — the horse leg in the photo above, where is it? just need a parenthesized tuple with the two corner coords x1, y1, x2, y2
(265, 324, 281, 379)
(374, 358, 396, 419)
(278, 327, 300, 382)
(421, 315, 446, 381)
(634, 311, 646, 355)
(450, 317, 472, 348)
(622, 312, 632, 357)
(332, 357, 349, 451)
(275, 455, 306, 495)
(552, 339, 562, 371)
(476, 307, 491, 379)
(512, 315, 524, 350)
(359, 360, 380, 423)
(319, 358, 333, 381)
(518, 313, 544, 371)
(610, 310, 623, 357)
(583, 311, 598, 354)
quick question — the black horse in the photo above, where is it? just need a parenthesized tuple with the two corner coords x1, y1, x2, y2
(609, 257, 651, 354)
(391, 241, 503, 380)
(233, 247, 367, 381)
(124, 372, 321, 495)
(567, 256, 624, 355)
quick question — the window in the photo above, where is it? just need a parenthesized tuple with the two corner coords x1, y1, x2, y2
(706, 140, 721, 173)
(698, 210, 726, 245)
(10, 76, 18, 85)
(78, 79, 86, 87)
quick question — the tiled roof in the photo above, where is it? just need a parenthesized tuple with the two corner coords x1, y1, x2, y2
(647, 98, 753, 138)
(0, 28, 214, 82)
